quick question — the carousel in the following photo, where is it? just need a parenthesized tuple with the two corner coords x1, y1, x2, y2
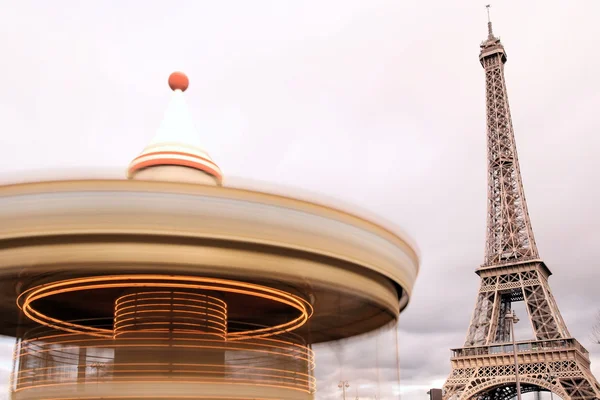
(0, 72, 419, 400)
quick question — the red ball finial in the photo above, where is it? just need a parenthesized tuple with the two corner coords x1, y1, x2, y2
(168, 72, 189, 92)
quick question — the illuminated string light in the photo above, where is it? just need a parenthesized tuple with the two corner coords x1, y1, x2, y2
(14, 333, 316, 395)
(14, 275, 317, 396)
(35, 397, 277, 400)
(114, 291, 229, 339)
(16, 275, 313, 340)
(16, 336, 315, 367)
(14, 379, 316, 394)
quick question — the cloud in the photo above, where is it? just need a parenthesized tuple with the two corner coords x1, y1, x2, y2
(0, 1, 599, 400)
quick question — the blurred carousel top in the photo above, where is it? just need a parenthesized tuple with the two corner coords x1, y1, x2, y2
(0, 73, 419, 400)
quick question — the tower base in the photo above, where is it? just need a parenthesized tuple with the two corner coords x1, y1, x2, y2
(442, 338, 600, 399)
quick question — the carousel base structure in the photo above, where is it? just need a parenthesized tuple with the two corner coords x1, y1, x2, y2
(0, 179, 419, 400)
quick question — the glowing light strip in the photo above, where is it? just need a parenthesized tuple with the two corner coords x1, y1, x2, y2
(33, 397, 276, 400)
(17, 275, 313, 340)
(20, 331, 313, 353)
(16, 336, 315, 368)
(16, 370, 315, 388)
(115, 317, 225, 327)
(113, 329, 225, 339)
(115, 304, 227, 319)
(19, 332, 314, 357)
(116, 292, 226, 310)
(16, 362, 313, 379)
(116, 302, 228, 314)
(16, 369, 314, 382)
(18, 342, 314, 367)
(116, 303, 227, 314)
(117, 298, 227, 309)
(20, 277, 309, 332)
(116, 298, 227, 313)
(14, 379, 314, 394)
(114, 309, 228, 324)
(114, 292, 228, 337)
(128, 150, 223, 182)
(20, 329, 312, 356)
(13, 348, 317, 393)
(117, 290, 226, 301)
(115, 322, 225, 332)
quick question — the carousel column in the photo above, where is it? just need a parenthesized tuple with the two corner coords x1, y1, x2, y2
(112, 290, 228, 381)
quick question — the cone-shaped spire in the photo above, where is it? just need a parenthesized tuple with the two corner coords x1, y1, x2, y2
(127, 72, 223, 185)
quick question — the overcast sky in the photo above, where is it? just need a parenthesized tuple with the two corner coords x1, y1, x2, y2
(1, 1, 599, 399)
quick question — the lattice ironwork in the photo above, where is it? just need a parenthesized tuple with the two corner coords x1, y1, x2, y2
(465, 267, 570, 346)
(480, 27, 538, 267)
(444, 360, 600, 400)
(442, 14, 600, 400)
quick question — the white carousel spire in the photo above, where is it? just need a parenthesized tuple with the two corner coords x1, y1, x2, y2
(127, 72, 223, 185)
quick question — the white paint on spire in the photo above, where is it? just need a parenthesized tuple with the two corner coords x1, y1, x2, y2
(149, 89, 206, 151)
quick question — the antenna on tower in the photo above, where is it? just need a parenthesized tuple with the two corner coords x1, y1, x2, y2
(485, 4, 494, 39)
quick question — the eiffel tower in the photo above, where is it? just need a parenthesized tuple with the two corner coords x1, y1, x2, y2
(442, 8, 600, 400)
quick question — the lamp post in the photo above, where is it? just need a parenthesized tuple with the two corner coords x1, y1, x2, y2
(547, 374, 555, 400)
(505, 310, 522, 400)
(338, 380, 350, 400)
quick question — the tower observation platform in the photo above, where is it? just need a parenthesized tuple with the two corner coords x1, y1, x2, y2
(0, 72, 419, 400)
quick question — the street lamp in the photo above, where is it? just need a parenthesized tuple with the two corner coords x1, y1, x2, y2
(546, 374, 555, 400)
(505, 310, 522, 400)
(338, 380, 350, 400)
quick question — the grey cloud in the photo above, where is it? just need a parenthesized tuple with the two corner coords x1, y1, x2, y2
(0, 1, 599, 399)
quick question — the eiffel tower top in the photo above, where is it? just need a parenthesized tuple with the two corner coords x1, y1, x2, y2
(477, 6, 541, 269)
(485, 4, 495, 41)
(479, 5, 507, 66)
